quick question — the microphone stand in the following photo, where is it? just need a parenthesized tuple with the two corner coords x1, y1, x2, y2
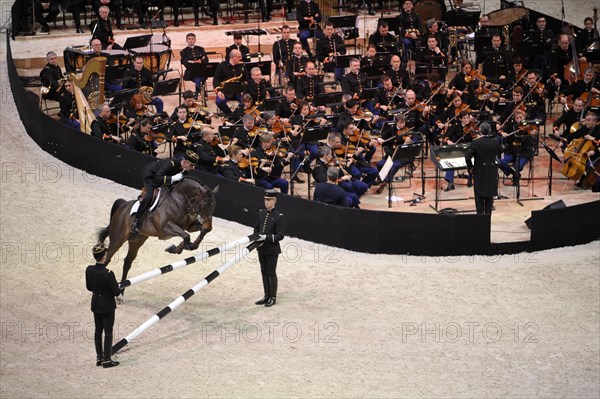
(289, 154, 309, 196)
(31, 0, 37, 35)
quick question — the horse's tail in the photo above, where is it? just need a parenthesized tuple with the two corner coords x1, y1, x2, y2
(97, 198, 127, 244)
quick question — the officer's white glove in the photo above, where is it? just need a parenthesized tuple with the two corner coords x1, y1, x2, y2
(171, 173, 184, 183)
(256, 234, 267, 242)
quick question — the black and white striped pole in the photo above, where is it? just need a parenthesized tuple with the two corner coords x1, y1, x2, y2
(119, 233, 260, 289)
(112, 240, 261, 354)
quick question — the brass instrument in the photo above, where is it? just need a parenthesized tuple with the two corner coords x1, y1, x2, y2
(138, 86, 154, 104)
(41, 77, 67, 97)
(502, 25, 510, 50)
(70, 57, 107, 134)
(216, 73, 243, 91)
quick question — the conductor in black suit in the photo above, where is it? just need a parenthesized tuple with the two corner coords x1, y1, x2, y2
(85, 243, 121, 368)
(254, 190, 285, 307)
(465, 122, 502, 215)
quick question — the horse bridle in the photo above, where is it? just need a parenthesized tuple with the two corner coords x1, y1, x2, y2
(181, 190, 211, 225)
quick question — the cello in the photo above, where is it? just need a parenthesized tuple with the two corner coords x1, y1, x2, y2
(562, 136, 600, 180)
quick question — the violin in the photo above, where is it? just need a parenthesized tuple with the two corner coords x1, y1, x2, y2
(237, 156, 260, 169)
(334, 143, 357, 157)
(517, 124, 538, 135)
(464, 70, 486, 83)
(352, 108, 374, 122)
(454, 103, 471, 116)
(463, 121, 480, 138)
(346, 129, 373, 146)
(244, 105, 261, 119)
(271, 117, 294, 135)
(477, 87, 500, 102)
(183, 118, 209, 131)
(409, 101, 426, 113)
(144, 131, 167, 143)
(248, 126, 268, 137)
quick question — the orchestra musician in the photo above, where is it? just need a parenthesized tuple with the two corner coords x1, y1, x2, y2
(480, 34, 508, 81)
(40, 51, 64, 102)
(221, 145, 256, 184)
(416, 72, 446, 118)
(296, 0, 323, 58)
(275, 86, 299, 122)
(397, 0, 423, 62)
(559, 67, 600, 103)
(273, 26, 296, 75)
(360, 44, 378, 69)
(553, 97, 585, 146)
(576, 17, 599, 57)
(213, 49, 246, 115)
(122, 55, 164, 114)
(375, 113, 420, 194)
(421, 19, 449, 57)
(341, 58, 369, 102)
(374, 75, 405, 117)
(522, 70, 546, 122)
(168, 106, 196, 159)
(504, 57, 527, 91)
(252, 133, 290, 194)
(169, 90, 209, 123)
(404, 89, 429, 136)
(296, 61, 323, 101)
(497, 109, 535, 185)
(35, 0, 60, 33)
(128, 118, 154, 156)
(91, 103, 122, 144)
(447, 59, 474, 97)
(225, 33, 250, 63)
(549, 34, 575, 95)
(58, 79, 80, 131)
(419, 35, 447, 81)
(290, 101, 320, 165)
(194, 130, 229, 175)
(92, 0, 123, 29)
(529, 16, 554, 74)
(313, 147, 360, 207)
(91, 5, 121, 50)
(442, 111, 477, 190)
(339, 122, 379, 187)
(230, 93, 262, 124)
(570, 112, 600, 188)
(232, 114, 259, 150)
(316, 22, 346, 81)
(368, 21, 398, 54)
(246, 67, 274, 105)
(313, 167, 351, 207)
(497, 86, 524, 126)
(181, 33, 209, 100)
(386, 55, 410, 91)
(285, 42, 308, 87)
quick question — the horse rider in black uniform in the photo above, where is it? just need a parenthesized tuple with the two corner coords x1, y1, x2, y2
(131, 150, 199, 233)
(254, 190, 285, 307)
(86, 243, 121, 368)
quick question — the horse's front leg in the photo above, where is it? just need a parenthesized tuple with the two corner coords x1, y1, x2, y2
(163, 222, 192, 254)
(188, 220, 212, 251)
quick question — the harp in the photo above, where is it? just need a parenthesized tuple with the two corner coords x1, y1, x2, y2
(69, 57, 107, 134)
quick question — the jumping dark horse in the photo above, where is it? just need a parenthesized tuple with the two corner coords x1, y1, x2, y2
(97, 172, 217, 292)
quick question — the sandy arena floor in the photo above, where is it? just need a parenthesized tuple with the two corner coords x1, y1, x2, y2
(1, 1, 600, 398)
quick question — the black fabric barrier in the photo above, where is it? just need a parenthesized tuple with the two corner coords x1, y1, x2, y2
(529, 201, 600, 251)
(6, 34, 599, 255)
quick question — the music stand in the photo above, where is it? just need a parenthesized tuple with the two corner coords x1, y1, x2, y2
(313, 92, 343, 107)
(516, 39, 546, 57)
(381, 143, 421, 208)
(329, 15, 357, 29)
(244, 61, 271, 77)
(186, 62, 218, 81)
(361, 65, 387, 80)
(542, 142, 563, 196)
(105, 65, 130, 85)
(153, 78, 180, 96)
(301, 126, 330, 143)
(220, 81, 246, 98)
(260, 97, 284, 111)
(122, 34, 152, 51)
(109, 89, 137, 108)
(376, 42, 400, 55)
(359, 87, 378, 101)
(446, 10, 480, 27)
(333, 55, 353, 69)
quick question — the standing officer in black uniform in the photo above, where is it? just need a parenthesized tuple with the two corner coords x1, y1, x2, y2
(254, 190, 285, 307)
(86, 243, 121, 368)
(465, 122, 502, 215)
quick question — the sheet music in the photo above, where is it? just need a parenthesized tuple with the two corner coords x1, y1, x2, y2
(439, 157, 472, 170)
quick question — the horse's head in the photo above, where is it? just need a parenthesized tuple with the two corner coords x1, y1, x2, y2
(177, 177, 217, 232)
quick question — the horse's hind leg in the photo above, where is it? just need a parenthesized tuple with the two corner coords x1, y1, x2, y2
(120, 234, 149, 295)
